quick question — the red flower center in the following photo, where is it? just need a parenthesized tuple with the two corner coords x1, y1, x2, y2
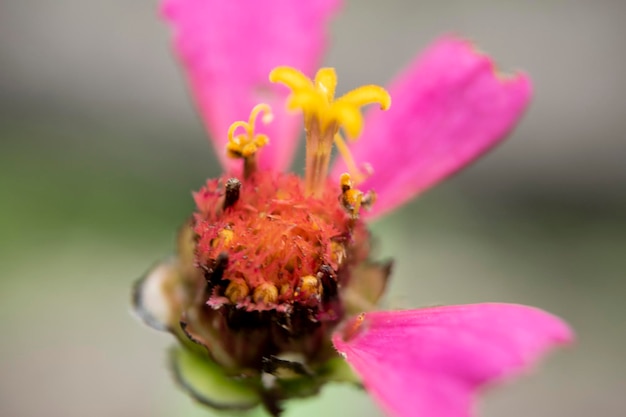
(193, 171, 370, 316)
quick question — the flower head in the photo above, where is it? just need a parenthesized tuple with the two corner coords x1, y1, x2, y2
(133, 1, 573, 416)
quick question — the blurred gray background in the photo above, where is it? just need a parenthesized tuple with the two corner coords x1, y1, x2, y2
(1, 1, 624, 416)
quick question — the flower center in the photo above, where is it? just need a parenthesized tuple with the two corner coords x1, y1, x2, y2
(194, 171, 371, 316)
(186, 68, 390, 369)
(195, 66, 389, 314)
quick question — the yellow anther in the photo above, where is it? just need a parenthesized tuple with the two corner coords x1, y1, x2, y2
(213, 228, 234, 248)
(340, 172, 353, 191)
(330, 240, 346, 265)
(269, 66, 390, 196)
(339, 173, 376, 219)
(253, 282, 279, 304)
(225, 280, 249, 303)
(296, 275, 322, 300)
(279, 283, 292, 297)
(226, 104, 272, 158)
(226, 103, 273, 178)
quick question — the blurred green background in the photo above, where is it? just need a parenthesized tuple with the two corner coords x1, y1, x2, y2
(1, 1, 625, 416)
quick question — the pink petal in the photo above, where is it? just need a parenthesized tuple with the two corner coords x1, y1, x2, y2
(332, 304, 573, 417)
(162, 0, 341, 172)
(331, 36, 532, 219)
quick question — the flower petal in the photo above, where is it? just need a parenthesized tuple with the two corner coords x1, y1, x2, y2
(332, 304, 573, 417)
(162, 0, 342, 172)
(330, 36, 532, 219)
(133, 222, 199, 332)
(132, 258, 187, 331)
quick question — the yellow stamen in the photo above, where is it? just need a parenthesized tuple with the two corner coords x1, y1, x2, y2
(334, 133, 367, 184)
(226, 103, 273, 178)
(314, 67, 337, 102)
(225, 280, 249, 303)
(330, 241, 346, 265)
(296, 275, 323, 300)
(336, 85, 391, 113)
(253, 282, 279, 304)
(212, 228, 234, 248)
(249, 103, 274, 128)
(268, 67, 313, 91)
(339, 173, 376, 218)
(270, 66, 390, 196)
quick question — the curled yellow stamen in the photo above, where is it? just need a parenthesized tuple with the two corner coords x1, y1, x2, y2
(270, 66, 390, 196)
(226, 103, 273, 178)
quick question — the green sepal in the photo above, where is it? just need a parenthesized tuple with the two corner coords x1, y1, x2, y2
(169, 346, 262, 411)
(269, 356, 363, 405)
(273, 374, 323, 400)
(316, 356, 361, 385)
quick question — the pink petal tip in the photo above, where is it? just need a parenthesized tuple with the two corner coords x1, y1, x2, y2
(332, 303, 572, 417)
(162, 0, 342, 172)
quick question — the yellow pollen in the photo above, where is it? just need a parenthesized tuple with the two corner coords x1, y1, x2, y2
(213, 228, 234, 248)
(279, 283, 292, 297)
(296, 275, 322, 300)
(330, 241, 346, 265)
(253, 282, 279, 304)
(226, 103, 273, 178)
(340, 173, 376, 218)
(225, 280, 249, 303)
(269, 66, 390, 196)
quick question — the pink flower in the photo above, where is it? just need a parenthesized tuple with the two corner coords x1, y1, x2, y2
(133, 1, 573, 416)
